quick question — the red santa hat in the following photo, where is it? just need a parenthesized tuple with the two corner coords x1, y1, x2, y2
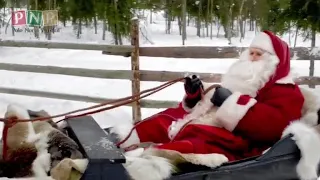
(249, 31, 276, 55)
(250, 30, 291, 89)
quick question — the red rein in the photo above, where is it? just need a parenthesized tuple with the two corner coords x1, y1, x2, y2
(2, 118, 17, 160)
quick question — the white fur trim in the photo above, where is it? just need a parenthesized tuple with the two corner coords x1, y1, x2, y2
(168, 119, 188, 140)
(71, 159, 89, 173)
(300, 87, 320, 126)
(32, 130, 51, 178)
(174, 153, 228, 168)
(282, 121, 320, 180)
(275, 73, 296, 85)
(250, 32, 276, 55)
(171, 94, 220, 140)
(124, 155, 174, 180)
(216, 92, 257, 131)
(110, 123, 140, 148)
(262, 147, 270, 154)
(125, 148, 145, 157)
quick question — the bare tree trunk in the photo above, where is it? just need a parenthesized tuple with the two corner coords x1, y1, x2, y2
(243, 19, 247, 37)
(178, 16, 182, 35)
(294, 26, 299, 47)
(249, 5, 254, 32)
(187, 13, 190, 26)
(10, 5, 14, 36)
(77, 19, 81, 39)
(94, 16, 97, 34)
(46, 0, 52, 40)
(196, 0, 201, 37)
(206, 0, 210, 37)
(113, 0, 121, 44)
(167, 12, 171, 34)
(150, 10, 152, 24)
(2, 7, 5, 26)
(216, 18, 221, 37)
(238, 0, 246, 42)
(196, 18, 201, 37)
(102, 19, 106, 40)
(309, 29, 316, 88)
(210, 0, 213, 39)
(226, 2, 233, 45)
(182, 0, 187, 45)
(288, 22, 291, 46)
(118, 34, 123, 45)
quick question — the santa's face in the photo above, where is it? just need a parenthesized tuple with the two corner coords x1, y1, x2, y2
(249, 48, 264, 61)
(220, 49, 279, 97)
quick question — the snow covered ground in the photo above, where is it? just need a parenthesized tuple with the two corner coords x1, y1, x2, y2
(0, 11, 320, 136)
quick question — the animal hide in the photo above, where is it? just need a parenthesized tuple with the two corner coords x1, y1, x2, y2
(0, 105, 84, 179)
(50, 158, 88, 180)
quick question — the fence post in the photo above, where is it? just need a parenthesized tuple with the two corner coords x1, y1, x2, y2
(131, 18, 142, 123)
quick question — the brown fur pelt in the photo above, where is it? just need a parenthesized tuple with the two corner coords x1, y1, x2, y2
(46, 130, 83, 168)
(0, 105, 39, 178)
(0, 146, 38, 178)
(27, 110, 83, 168)
(0, 106, 84, 178)
(27, 109, 58, 129)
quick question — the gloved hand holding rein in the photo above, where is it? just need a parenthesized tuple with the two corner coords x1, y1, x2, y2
(184, 75, 203, 109)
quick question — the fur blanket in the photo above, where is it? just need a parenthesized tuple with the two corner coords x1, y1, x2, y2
(0, 105, 87, 180)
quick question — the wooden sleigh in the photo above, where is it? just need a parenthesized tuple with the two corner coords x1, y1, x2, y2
(65, 115, 305, 180)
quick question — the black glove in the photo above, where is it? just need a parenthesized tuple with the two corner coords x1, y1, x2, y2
(211, 86, 232, 107)
(183, 75, 203, 109)
(184, 75, 203, 95)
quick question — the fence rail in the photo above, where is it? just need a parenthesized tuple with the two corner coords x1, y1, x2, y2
(0, 19, 319, 122)
(0, 39, 133, 53)
(1, 63, 320, 85)
(103, 46, 320, 60)
(0, 86, 178, 109)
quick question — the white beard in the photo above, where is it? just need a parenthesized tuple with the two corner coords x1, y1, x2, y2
(221, 49, 279, 97)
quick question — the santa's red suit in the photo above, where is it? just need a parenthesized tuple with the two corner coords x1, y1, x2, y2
(111, 31, 320, 180)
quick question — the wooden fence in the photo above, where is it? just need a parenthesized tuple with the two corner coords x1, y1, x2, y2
(0, 19, 319, 122)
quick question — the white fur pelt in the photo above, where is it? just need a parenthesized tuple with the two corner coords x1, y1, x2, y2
(299, 87, 320, 126)
(124, 153, 174, 180)
(123, 147, 229, 180)
(282, 120, 320, 180)
(3, 104, 52, 179)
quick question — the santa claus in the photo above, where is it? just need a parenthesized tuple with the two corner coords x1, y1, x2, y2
(111, 31, 320, 180)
